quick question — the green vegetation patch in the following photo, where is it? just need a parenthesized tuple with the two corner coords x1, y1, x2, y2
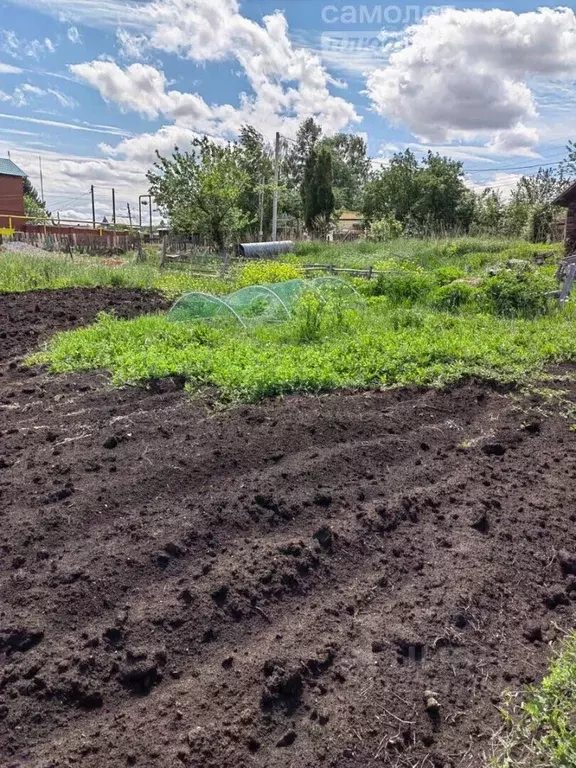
(30, 301, 576, 402)
(0, 252, 234, 298)
(492, 633, 576, 768)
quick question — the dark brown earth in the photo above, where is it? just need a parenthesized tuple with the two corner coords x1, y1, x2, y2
(1, 288, 575, 768)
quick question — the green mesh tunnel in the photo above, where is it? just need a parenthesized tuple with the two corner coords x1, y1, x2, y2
(167, 277, 363, 327)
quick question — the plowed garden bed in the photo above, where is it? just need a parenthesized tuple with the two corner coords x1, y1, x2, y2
(0, 288, 575, 768)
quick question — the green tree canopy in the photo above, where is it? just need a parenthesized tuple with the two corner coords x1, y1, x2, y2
(147, 137, 253, 248)
(363, 150, 474, 234)
(23, 176, 49, 220)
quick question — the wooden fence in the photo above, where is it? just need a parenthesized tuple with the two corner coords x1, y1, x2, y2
(6, 229, 139, 255)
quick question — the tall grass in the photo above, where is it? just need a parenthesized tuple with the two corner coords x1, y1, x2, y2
(0, 252, 233, 297)
(294, 238, 561, 272)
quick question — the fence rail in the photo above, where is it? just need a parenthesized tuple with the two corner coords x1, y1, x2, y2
(303, 264, 382, 278)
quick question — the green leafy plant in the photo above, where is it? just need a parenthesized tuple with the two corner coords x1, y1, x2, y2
(373, 271, 435, 304)
(432, 281, 478, 312)
(434, 265, 467, 286)
(482, 270, 552, 318)
(370, 213, 403, 242)
(237, 260, 302, 287)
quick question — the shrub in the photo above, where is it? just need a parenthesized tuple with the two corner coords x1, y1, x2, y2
(373, 271, 435, 304)
(370, 214, 403, 242)
(482, 270, 552, 318)
(237, 260, 302, 287)
(432, 282, 478, 312)
(434, 266, 467, 286)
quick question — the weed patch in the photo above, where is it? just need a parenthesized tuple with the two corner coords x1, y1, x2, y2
(491, 633, 576, 768)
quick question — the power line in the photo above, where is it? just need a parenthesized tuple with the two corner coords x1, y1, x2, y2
(465, 155, 567, 174)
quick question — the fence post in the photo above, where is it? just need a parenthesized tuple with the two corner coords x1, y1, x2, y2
(367, 265, 373, 280)
(160, 235, 167, 268)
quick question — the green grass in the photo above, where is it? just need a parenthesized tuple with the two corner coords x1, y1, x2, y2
(0, 252, 233, 297)
(492, 633, 576, 767)
(0, 238, 562, 296)
(293, 237, 562, 272)
(29, 301, 576, 402)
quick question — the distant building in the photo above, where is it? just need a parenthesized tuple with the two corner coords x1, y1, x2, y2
(553, 181, 576, 253)
(336, 210, 365, 232)
(0, 158, 27, 233)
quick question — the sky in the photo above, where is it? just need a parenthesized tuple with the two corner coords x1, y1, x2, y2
(1, 0, 576, 224)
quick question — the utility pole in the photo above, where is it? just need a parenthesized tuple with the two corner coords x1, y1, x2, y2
(127, 202, 132, 228)
(39, 155, 44, 203)
(271, 131, 280, 241)
(112, 188, 116, 228)
(149, 196, 153, 235)
(91, 184, 96, 229)
(258, 176, 264, 242)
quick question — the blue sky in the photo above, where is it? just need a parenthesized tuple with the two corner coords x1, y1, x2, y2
(1, 0, 575, 222)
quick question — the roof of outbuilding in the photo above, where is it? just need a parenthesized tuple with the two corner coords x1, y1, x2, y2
(0, 158, 27, 177)
(553, 180, 576, 206)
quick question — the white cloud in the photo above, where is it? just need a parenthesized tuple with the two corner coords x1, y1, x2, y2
(99, 124, 205, 162)
(1, 139, 153, 223)
(3, 82, 77, 108)
(466, 172, 524, 200)
(46, 88, 77, 108)
(69, 0, 359, 145)
(1, 30, 57, 59)
(70, 61, 213, 123)
(0, 112, 130, 135)
(67, 26, 81, 44)
(116, 29, 147, 59)
(0, 62, 23, 74)
(366, 7, 576, 150)
(7, 0, 146, 30)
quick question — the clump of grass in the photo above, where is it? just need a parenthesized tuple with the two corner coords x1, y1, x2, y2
(491, 633, 576, 768)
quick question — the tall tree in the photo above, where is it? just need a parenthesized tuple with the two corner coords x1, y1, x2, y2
(237, 125, 274, 236)
(147, 137, 253, 249)
(23, 176, 49, 219)
(319, 133, 370, 210)
(303, 146, 335, 235)
(282, 118, 323, 218)
(363, 149, 420, 224)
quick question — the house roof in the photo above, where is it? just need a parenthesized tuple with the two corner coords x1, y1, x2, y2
(338, 210, 363, 220)
(0, 158, 27, 178)
(553, 180, 576, 206)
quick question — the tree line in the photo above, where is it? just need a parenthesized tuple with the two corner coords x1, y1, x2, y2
(144, 119, 575, 246)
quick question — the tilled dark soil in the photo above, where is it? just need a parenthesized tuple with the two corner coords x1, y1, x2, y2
(1, 288, 575, 768)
